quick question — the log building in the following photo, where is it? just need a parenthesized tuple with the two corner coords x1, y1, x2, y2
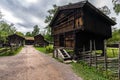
(34, 34, 49, 47)
(8, 34, 25, 47)
(50, 1, 116, 57)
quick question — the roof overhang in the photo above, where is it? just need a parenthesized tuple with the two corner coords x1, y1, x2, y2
(49, 1, 116, 27)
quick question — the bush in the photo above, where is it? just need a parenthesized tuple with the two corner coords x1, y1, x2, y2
(46, 45, 53, 53)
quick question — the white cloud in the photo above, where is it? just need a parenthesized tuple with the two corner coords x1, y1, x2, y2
(31, 16, 47, 28)
(16, 24, 33, 34)
(24, 0, 39, 4)
(1, 8, 23, 23)
(31, 16, 40, 24)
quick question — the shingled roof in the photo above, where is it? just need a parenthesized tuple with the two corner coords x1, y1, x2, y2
(49, 1, 116, 27)
(8, 34, 25, 40)
(25, 37, 34, 41)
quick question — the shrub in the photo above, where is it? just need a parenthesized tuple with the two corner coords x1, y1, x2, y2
(46, 45, 53, 53)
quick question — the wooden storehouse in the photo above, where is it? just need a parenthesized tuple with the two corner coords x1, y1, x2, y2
(50, 1, 116, 57)
(8, 34, 25, 47)
(25, 37, 34, 45)
(34, 34, 49, 47)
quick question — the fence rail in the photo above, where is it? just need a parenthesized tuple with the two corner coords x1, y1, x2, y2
(78, 42, 120, 80)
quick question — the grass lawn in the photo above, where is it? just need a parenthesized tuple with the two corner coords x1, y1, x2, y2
(107, 48, 119, 58)
(35, 47, 53, 57)
(71, 62, 109, 80)
(35, 47, 46, 53)
(95, 48, 119, 58)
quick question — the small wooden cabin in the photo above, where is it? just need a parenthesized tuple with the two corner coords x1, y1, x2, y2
(34, 34, 49, 47)
(8, 34, 25, 47)
(25, 37, 34, 45)
(50, 1, 116, 57)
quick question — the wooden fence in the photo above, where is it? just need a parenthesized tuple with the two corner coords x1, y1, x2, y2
(78, 41, 120, 80)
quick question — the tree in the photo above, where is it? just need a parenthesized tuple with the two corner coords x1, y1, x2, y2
(0, 21, 16, 43)
(107, 29, 120, 43)
(44, 5, 58, 42)
(99, 5, 111, 15)
(112, 0, 120, 14)
(25, 32, 32, 37)
(45, 5, 58, 24)
(0, 10, 3, 19)
(32, 25, 40, 36)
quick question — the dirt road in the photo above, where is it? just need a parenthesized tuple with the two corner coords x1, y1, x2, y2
(0, 46, 82, 80)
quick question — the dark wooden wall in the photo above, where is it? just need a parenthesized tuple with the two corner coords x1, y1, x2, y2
(34, 35, 49, 47)
(25, 40, 34, 45)
(83, 7, 112, 39)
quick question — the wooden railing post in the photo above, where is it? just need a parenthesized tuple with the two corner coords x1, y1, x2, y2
(53, 49, 55, 58)
(104, 40, 107, 73)
(94, 40, 97, 68)
(56, 49, 58, 58)
(89, 40, 92, 67)
(83, 45, 85, 61)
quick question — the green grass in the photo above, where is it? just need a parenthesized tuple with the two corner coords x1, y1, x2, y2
(35, 45, 53, 53)
(35, 47, 47, 53)
(107, 48, 119, 58)
(0, 47, 23, 56)
(35, 47, 54, 56)
(94, 48, 119, 58)
(12, 46, 23, 55)
(71, 62, 109, 80)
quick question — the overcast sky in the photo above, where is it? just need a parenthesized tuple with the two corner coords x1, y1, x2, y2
(0, 0, 120, 33)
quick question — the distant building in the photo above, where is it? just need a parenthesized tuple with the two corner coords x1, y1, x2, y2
(25, 37, 34, 45)
(8, 34, 25, 47)
(34, 34, 49, 47)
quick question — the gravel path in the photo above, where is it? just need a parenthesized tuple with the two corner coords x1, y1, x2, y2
(0, 45, 82, 80)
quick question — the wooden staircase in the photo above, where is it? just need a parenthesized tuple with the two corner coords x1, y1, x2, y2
(54, 48, 72, 63)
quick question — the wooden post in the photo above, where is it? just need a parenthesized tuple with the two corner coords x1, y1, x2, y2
(56, 48, 58, 58)
(83, 45, 85, 61)
(73, 9, 77, 60)
(53, 48, 55, 58)
(118, 42, 120, 80)
(104, 40, 107, 72)
(94, 40, 97, 68)
(89, 40, 92, 67)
